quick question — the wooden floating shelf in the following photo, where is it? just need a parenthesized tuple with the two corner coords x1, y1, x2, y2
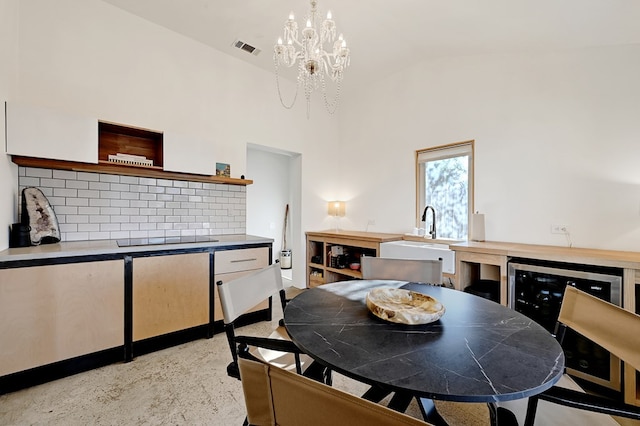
(11, 156, 253, 186)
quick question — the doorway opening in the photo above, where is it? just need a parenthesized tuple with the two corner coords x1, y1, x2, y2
(246, 144, 303, 288)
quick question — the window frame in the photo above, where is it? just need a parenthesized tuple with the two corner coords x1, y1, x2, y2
(415, 140, 475, 240)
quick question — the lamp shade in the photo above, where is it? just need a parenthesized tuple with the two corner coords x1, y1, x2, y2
(328, 201, 346, 217)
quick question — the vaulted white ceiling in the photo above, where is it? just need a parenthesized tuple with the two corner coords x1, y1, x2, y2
(102, 0, 640, 88)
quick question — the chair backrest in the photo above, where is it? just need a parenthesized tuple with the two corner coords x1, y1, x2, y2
(558, 286, 640, 371)
(360, 256, 443, 284)
(217, 262, 284, 324)
(238, 357, 430, 426)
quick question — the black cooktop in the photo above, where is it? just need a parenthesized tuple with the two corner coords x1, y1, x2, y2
(116, 236, 219, 247)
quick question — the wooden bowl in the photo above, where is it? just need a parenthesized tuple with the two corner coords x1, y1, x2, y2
(366, 287, 445, 325)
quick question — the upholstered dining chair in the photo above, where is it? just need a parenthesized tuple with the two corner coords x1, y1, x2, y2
(360, 256, 443, 285)
(217, 262, 329, 384)
(523, 286, 640, 425)
(238, 356, 431, 426)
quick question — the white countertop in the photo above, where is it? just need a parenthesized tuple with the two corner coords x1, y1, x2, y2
(0, 234, 273, 263)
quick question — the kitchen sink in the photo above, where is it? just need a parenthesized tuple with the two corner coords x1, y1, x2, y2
(379, 240, 455, 274)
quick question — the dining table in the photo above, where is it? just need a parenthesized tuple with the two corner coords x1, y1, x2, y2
(283, 280, 565, 425)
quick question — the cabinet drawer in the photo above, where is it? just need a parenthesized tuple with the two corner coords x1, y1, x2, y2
(215, 247, 269, 274)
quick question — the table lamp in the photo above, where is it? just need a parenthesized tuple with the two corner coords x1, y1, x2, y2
(328, 201, 346, 232)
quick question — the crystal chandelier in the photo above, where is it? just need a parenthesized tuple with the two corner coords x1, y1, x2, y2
(273, 0, 350, 117)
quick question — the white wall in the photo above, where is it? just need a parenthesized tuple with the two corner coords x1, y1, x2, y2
(4, 0, 341, 255)
(7, 0, 640, 255)
(339, 46, 640, 251)
(0, 0, 19, 250)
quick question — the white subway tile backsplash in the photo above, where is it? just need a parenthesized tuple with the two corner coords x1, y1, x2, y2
(111, 216, 131, 223)
(90, 215, 111, 224)
(140, 193, 157, 201)
(100, 191, 121, 199)
(120, 176, 139, 184)
(55, 206, 79, 215)
(66, 180, 89, 190)
(89, 231, 110, 240)
(78, 207, 100, 215)
(41, 178, 66, 188)
(77, 172, 100, 181)
(89, 198, 110, 207)
(110, 183, 130, 192)
(21, 177, 40, 186)
(66, 215, 89, 224)
(132, 200, 150, 208)
(119, 223, 139, 231)
(110, 200, 130, 208)
(89, 182, 110, 191)
(25, 168, 52, 178)
(100, 207, 121, 215)
(139, 177, 156, 186)
(53, 170, 77, 180)
(66, 232, 89, 241)
(120, 192, 139, 200)
(110, 231, 130, 239)
(59, 223, 78, 233)
(66, 198, 89, 207)
(18, 167, 246, 241)
(54, 188, 78, 198)
(100, 175, 120, 183)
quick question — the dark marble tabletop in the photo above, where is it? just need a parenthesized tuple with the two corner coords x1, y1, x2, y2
(284, 280, 564, 403)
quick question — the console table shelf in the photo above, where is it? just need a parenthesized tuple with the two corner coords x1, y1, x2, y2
(305, 230, 403, 288)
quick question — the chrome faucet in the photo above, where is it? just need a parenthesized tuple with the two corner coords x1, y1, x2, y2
(421, 206, 437, 239)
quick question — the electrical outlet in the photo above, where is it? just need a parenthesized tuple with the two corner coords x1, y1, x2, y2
(551, 224, 569, 234)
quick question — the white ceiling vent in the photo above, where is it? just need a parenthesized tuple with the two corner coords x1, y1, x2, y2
(232, 39, 261, 56)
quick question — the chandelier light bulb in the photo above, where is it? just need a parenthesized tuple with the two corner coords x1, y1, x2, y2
(306, 19, 312, 28)
(289, 12, 295, 21)
(327, 10, 332, 19)
(277, 37, 283, 45)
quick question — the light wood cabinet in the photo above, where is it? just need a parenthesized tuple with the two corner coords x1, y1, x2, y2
(451, 240, 640, 407)
(0, 260, 123, 376)
(305, 231, 403, 288)
(5, 101, 98, 163)
(132, 252, 210, 341)
(213, 247, 270, 322)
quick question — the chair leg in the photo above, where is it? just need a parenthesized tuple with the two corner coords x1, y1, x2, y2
(523, 396, 539, 426)
(388, 392, 413, 413)
(416, 398, 448, 426)
(362, 385, 392, 403)
(324, 367, 333, 386)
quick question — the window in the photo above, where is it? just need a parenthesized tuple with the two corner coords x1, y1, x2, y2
(416, 141, 474, 240)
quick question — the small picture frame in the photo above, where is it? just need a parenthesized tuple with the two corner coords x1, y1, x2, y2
(216, 163, 230, 177)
